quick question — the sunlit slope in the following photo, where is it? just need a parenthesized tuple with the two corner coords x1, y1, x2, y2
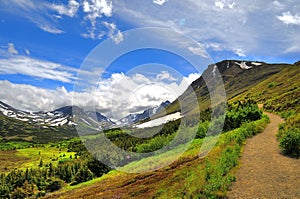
(164, 60, 291, 115)
(231, 64, 300, 114)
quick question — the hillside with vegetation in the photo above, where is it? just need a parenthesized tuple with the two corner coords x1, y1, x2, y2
(0, 60, 299, 198)
(232, 63, 300, 157)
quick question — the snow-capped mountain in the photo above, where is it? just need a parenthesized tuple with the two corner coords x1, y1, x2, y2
(0, 101, 114, 128)
(120, 100, 171, 125)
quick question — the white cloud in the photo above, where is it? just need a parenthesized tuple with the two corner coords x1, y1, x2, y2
(0, 0, 64, 34)
(156, 71, 177, 81)
(0, 71, 201, 119)
(0, 0, 118, 38)
(277, 12, 300, 25)
(25, 49, 30, 55)
(40, 25, 64, 34)
(51, 0, 80, 17)
(0, 55, 75, 83)
(284, 45, 300, 53)
(153, 0, 168, 6)
(273, 1, 284, 9)
(214, 0, 235, 9)
(188, 45, 208, 58)
(235, 49, 246, 57)
(184, 73, 201, 84)
(92, 71, 201, 119)
(0, 81, 72, 112)
(114, 0, 300, 57)
(7, 43, 18, 55)
(83, 0, 113, 27)
(103, 21, 124, 44)
(215, 1, 225, 9)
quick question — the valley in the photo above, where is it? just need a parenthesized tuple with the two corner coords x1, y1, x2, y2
(0, 60, 299, 198)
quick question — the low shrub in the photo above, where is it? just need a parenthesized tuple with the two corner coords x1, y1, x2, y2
(279, 128, 300, 158)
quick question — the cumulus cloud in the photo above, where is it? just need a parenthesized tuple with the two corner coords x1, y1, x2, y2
(83, 0, 113, 23)
(103, 21, 124, 44)
(7, 43, 18, 55)
(0, 80, 72, 112)
(92, 71, 200, 119)
(0, 71, 200, 119)
(277, 12, 300, 25)
(81, 0, 114, 39)
(51, 0, 80, 17)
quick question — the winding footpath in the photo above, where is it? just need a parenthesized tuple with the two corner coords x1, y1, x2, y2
(228, 112, 300, 198)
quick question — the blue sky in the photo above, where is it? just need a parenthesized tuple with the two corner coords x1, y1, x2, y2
(0, 0, 299, 117)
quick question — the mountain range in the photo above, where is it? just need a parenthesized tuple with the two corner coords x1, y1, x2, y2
(0, 100, 172, 129)
(0, 59, 298, 143)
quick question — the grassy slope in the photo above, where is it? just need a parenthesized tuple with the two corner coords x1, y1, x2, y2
(230, 64, 300, 114)
(0, 143, 76, 173)
(231, 64, 300, 157)
(43, 62, 300, 198)
(163, 60, 289, 115)
(44, 117, 269, 199)
(0, 114, 77, 143)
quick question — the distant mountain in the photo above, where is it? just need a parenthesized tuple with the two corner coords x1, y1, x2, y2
(0, 101, 115, 128)
(120, 100, 171, 125)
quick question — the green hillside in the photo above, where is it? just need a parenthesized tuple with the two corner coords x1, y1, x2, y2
(0, 114, 77, 144)
(163, 60, 291, 116)
(0, 60, 299, 198)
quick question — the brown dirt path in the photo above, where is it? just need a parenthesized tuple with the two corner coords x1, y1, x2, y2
(228, 112, 300, 198)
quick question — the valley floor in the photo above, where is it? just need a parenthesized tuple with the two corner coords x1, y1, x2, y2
(228, 112, 300, 198)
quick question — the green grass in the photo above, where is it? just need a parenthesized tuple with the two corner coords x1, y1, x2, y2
(0, 141, 33, 150)
(231, 65, 300, 157)
(0, 144, 76, 173)
(231, 65, 300, 115)
(46, 115, 269, 198)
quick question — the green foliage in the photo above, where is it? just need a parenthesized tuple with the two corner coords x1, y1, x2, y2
(0, 184, 10, 198)
(86, 156, 110, 177)
(199, 116, 269, 198)
(224, 100, 262, 132)
(267, 82, 277, 88)
(45, 178, 64, 192)
(0, 114, 77, 144)
(196, 121, 209, 139)
(277, 113, 300, 158)
(136, 134, 174, 153)
(233, 65, 300, 115)
(38, 159, 43, 167)
(72, 166, 94, 185)
(279, 128, 300, 158)
(204, 146, 239, 197)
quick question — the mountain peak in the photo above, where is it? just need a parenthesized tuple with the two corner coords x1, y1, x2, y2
(120, 100, 171, 125)
(0, 101, 114, 128)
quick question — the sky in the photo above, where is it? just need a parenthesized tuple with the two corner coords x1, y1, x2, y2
(0, 0, 299, 119)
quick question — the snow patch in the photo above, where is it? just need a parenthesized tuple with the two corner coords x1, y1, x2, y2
(135, 112, 182, 129)
(251, 62, 262, 66)
(212, 65, 217, 76)
(235, 62, 252, 70)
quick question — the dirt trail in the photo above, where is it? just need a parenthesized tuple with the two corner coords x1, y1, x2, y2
(228, 112, 300, 198)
